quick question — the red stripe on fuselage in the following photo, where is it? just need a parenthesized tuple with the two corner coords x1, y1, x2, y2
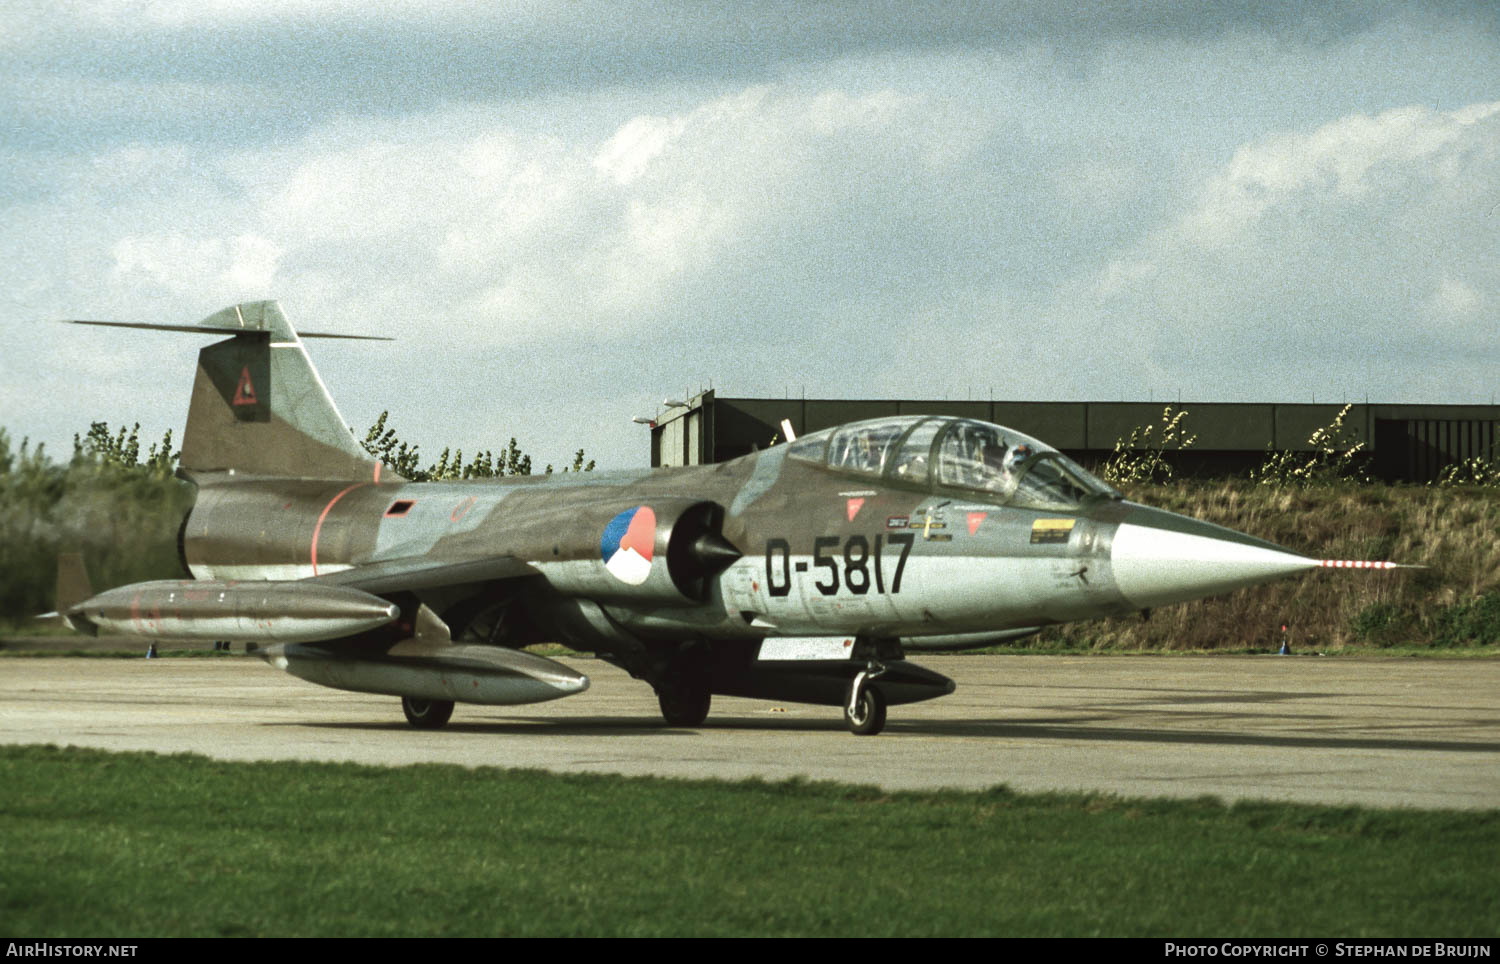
(311, 483, 368, 576)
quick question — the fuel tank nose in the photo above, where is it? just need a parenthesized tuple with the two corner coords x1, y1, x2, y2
(1108, 504, 1317, 610)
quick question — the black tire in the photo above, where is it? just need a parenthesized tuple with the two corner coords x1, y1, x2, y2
(844, 684, 887, 736)
(658, 685, 711, 727)
(402, 696, 455, 729)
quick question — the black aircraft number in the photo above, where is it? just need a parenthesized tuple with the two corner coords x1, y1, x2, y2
(764, 533, 914, 597)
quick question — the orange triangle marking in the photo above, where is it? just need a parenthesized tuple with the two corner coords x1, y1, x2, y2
(232, 366, 258, 406)
(846, 498, 865, 522)
(967, 511, 987, 535)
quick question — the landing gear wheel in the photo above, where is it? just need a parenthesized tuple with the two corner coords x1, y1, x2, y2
(402, 696, 454, 729)
(844, 683, 887, 736)
(657, 685, 711, 727)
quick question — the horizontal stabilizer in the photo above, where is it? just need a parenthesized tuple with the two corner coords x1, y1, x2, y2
(70, 301, 394, 481)
(64, 319, 391, 340)
(64, 299, 393, 341)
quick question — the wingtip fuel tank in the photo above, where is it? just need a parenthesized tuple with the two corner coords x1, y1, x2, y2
(66, 580, 400, 644)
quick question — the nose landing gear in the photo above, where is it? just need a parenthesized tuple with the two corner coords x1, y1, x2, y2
(844, 662, 888, 735)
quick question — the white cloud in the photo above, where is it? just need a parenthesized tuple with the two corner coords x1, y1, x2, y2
(1424, 277, 1484, 321)
(35, 0, 368, 29)
(1096, 258, 1156, 298)
(111, 233, 282, 297)
(1060, 99, 1500, 402)
(593, 115, 685, 185)
(264, 139, 486, 244)
(234, 84, 971, 340)
(7, 12, 1500, 471)
(1181, 101, 1500, 247)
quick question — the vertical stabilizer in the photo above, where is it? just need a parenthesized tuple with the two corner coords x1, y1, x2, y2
(178, 302, 387, 482)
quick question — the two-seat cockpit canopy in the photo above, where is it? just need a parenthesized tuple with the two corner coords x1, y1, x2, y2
(785, 416, 1121, 510)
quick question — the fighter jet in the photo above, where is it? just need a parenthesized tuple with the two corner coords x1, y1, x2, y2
(58, 301, 1389, 734)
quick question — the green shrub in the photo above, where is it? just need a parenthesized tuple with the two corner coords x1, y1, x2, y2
(1100, 406, 1196, 485)
(1428, 593, 1500, 648)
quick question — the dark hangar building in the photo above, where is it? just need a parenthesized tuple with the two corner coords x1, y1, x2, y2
(649, 392, 1500, 484)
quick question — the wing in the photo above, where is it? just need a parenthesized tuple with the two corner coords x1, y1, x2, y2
(303, 555, 539, 595)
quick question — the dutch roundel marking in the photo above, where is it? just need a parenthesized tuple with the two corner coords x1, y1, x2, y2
(602, 505, 656, 585)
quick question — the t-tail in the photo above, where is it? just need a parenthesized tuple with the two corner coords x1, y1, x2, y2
(68, 301, 392, 483)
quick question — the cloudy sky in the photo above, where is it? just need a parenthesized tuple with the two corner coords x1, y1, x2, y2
(3, 2, 1497, 470)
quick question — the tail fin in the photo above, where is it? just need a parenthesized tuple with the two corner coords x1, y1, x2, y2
(71, 301, 393, 482)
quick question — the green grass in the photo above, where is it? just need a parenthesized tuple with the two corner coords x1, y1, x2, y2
(1, 745, 1495, 937)
(966, 642, 1500, 658)
(0, 649, 231, 659)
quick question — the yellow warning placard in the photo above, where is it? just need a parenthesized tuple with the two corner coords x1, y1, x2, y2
(1030, 518, 1076, 544)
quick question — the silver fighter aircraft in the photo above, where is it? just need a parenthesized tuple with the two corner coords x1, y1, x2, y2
(58, 301, 1390, 734)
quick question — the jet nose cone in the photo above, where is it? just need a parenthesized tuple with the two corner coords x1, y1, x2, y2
(1110, 505, 1317, 610)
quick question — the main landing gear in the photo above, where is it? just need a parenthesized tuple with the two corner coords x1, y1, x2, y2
(844, 662, 888, 736)
(401, 696, 455, 729)
(651, 642, 713, 727)
(657, 682, 712, 727)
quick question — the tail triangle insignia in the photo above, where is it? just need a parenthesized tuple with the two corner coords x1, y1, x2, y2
(232, 366, 259, 406)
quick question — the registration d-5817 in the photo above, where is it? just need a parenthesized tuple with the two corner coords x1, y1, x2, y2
(763, 533, 914, 597)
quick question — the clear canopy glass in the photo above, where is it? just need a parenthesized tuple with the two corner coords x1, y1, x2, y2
(785, 415, 1118, 510)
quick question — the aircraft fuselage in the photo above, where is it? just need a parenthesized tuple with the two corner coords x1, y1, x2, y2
(63, 301, 1334, 734)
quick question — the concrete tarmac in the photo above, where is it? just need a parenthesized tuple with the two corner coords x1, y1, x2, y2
(1, 654, 1496, 810)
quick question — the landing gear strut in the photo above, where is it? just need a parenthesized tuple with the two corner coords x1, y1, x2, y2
(657, 683, 711, 727)
(401, 696, 454, 729)
(653, 643, 712, 727)
(844, 662, 888, 736)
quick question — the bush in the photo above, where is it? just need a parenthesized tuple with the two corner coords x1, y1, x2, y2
(1250, 404, 1369, 487)
(1100, 406, 1196, 485)
(0, 427, 191, 622)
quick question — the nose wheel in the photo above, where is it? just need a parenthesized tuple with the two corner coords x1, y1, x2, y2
(844, 663, 888, 735)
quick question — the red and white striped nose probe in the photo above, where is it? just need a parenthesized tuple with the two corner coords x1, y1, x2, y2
(1317, 560, 1411, 569)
